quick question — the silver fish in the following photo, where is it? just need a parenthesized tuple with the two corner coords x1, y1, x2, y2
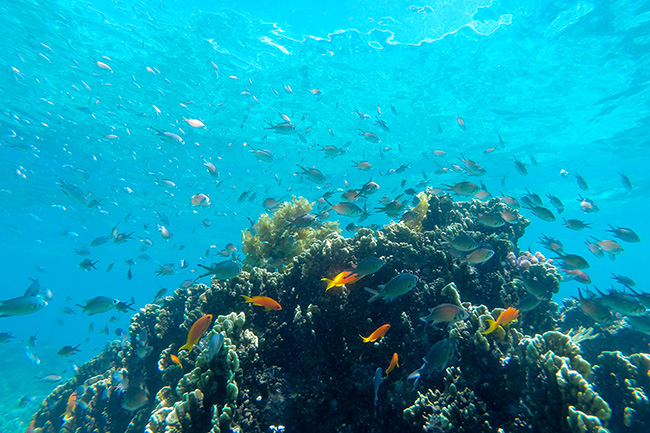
(0, 296, 48, 317)
(207, 333, 225, 361)
(365, 273, 418, 302)
(77, 296, 117, 316)
(420, 303, 469, 325)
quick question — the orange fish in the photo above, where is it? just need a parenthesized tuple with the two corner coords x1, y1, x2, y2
(63, 391, 77, 420)
(386, 352, 399, 375)
(241, 295, 282, 311)
(359, 324, 390, 343)
(322, 271, 363, 291)
(482, 307, 519, 335)
(170, 354, 183, 369)
(178, 314, 213, 352)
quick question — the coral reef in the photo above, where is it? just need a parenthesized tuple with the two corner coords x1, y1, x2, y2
(241, 196, 341, 270)
(28, 194, 649, 433)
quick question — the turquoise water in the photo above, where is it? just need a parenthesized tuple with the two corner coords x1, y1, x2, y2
(0, 0, 648, 431)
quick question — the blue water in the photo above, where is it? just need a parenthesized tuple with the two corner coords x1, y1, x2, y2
(1, 0, 649, 430)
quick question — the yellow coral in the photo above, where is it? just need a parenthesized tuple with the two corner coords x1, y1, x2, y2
(403, 192, 431, 232)
(241, 196, 341, 270)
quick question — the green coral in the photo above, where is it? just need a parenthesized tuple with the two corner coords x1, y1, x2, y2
(241, 196, 341, 270)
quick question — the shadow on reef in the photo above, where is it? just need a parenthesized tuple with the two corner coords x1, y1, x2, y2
(29, 195, 649, 433)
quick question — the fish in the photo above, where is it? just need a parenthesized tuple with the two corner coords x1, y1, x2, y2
(351, 257, 384, 277)
(611, 274, 635, 288)
(77, 296, 117, 315)
(329, 202, 363, 218)
(407, 338, 456, 389)
(462, 248, 495, 265)
(38, 374, 63, 383)
(0, 295, 48, 317)
(0, 332, 14, 344)
(63, 390, 78, 420)
(443, 182, 479, 196)
(481, 307, 519, 335)
(24, 278, 40, 296)
(386, 353, 399, 376)
(552, 253, 589, 270)
(527, 205, 556, 222)
(359, 129, 380, 143)
(359, 324, 390, 343)
(513, 156, 527, 175)
(516, 293, 542, 312)
(606, 225, 640, 243)
(620, 172, 632, 190)
(170, 354, 182, 368)
(78, 258, 98, 271)
(90, 235, 111, 247)
(456, 114, 466, 131)
(57, 344, 81, 356)
(420, 303, 469, 325)
(197, 261, 241, 280)
(122, 385, 149, 411)
(625, 315, 650, 335)
(373, 367, 384, 409)
(561, 269, 591, 285)
(296, 165, 326, 184)
(365, 273, 418, 302)
(563, 219, 591, 230)
(538, 234, 564, 254)
(322, 271, 362, 291)
(596, 288, 646, 316)
(241, 295, 282, 311)
(178, 314, 213, 352)
(575, 174, 589, 190)
(442, 233, 478, 252)
(573, 288, 613, 324)
(207, 332, 225, 361)
(547, 194, 564, 213)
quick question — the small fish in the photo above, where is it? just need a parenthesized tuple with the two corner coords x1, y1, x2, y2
(385, 353, 399, 376)
(207, 332, 225, 361)
(63, 390, 78, 420)
(443, 182, 479, 196)
(373, 367, 384, 409)
(596, 289, 646, 316)
(0, 295, 48, 317)
(481, 307, 519, 335)
(456, 114, 466, 131)
(547, 194, 564, 213)
(407, 339, 456, 389)
(322, 271, 362, 291)
(90, 235, 111, 247)
(359, 129, 380, 143)
(611, 274, 635, 288)
(329, 202, 363, 218)
(57, 344, 81, 356)
(178, 314, 213, 352)
(619, 172, 632, 190)
(513, 156, 527, 175)
(573, 288, 613, 324)
(170, 354, 182, 369)
(296, 165, 326, 184)
(516, 293, 542, 312)
(351, 257, 384, 277)
(562, 269, 591, 285)
(77, 296, 117, 316)
(420, 303, 469, 325)
(575, 174, 588, 190)
(78, 258, 98, 271)
(462, 249, 495, 265)
(122, 385, 149, 411)
(606, 225, 640, 243)
(241, 295, 282, 311)
(625, 315, 650, 335)
(564, 219, 591, 230)
(197, 261, 241, 280)
(0, 332, 14, 344)
(527, 205, 556, 222)
(552, 253, 589, 270)
(359, 324, 390, 343)
(441, 233, 477, 252)
(365, 273, 418, 302)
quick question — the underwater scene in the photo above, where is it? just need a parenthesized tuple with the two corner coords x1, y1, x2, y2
(1, 0, 649, 432)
